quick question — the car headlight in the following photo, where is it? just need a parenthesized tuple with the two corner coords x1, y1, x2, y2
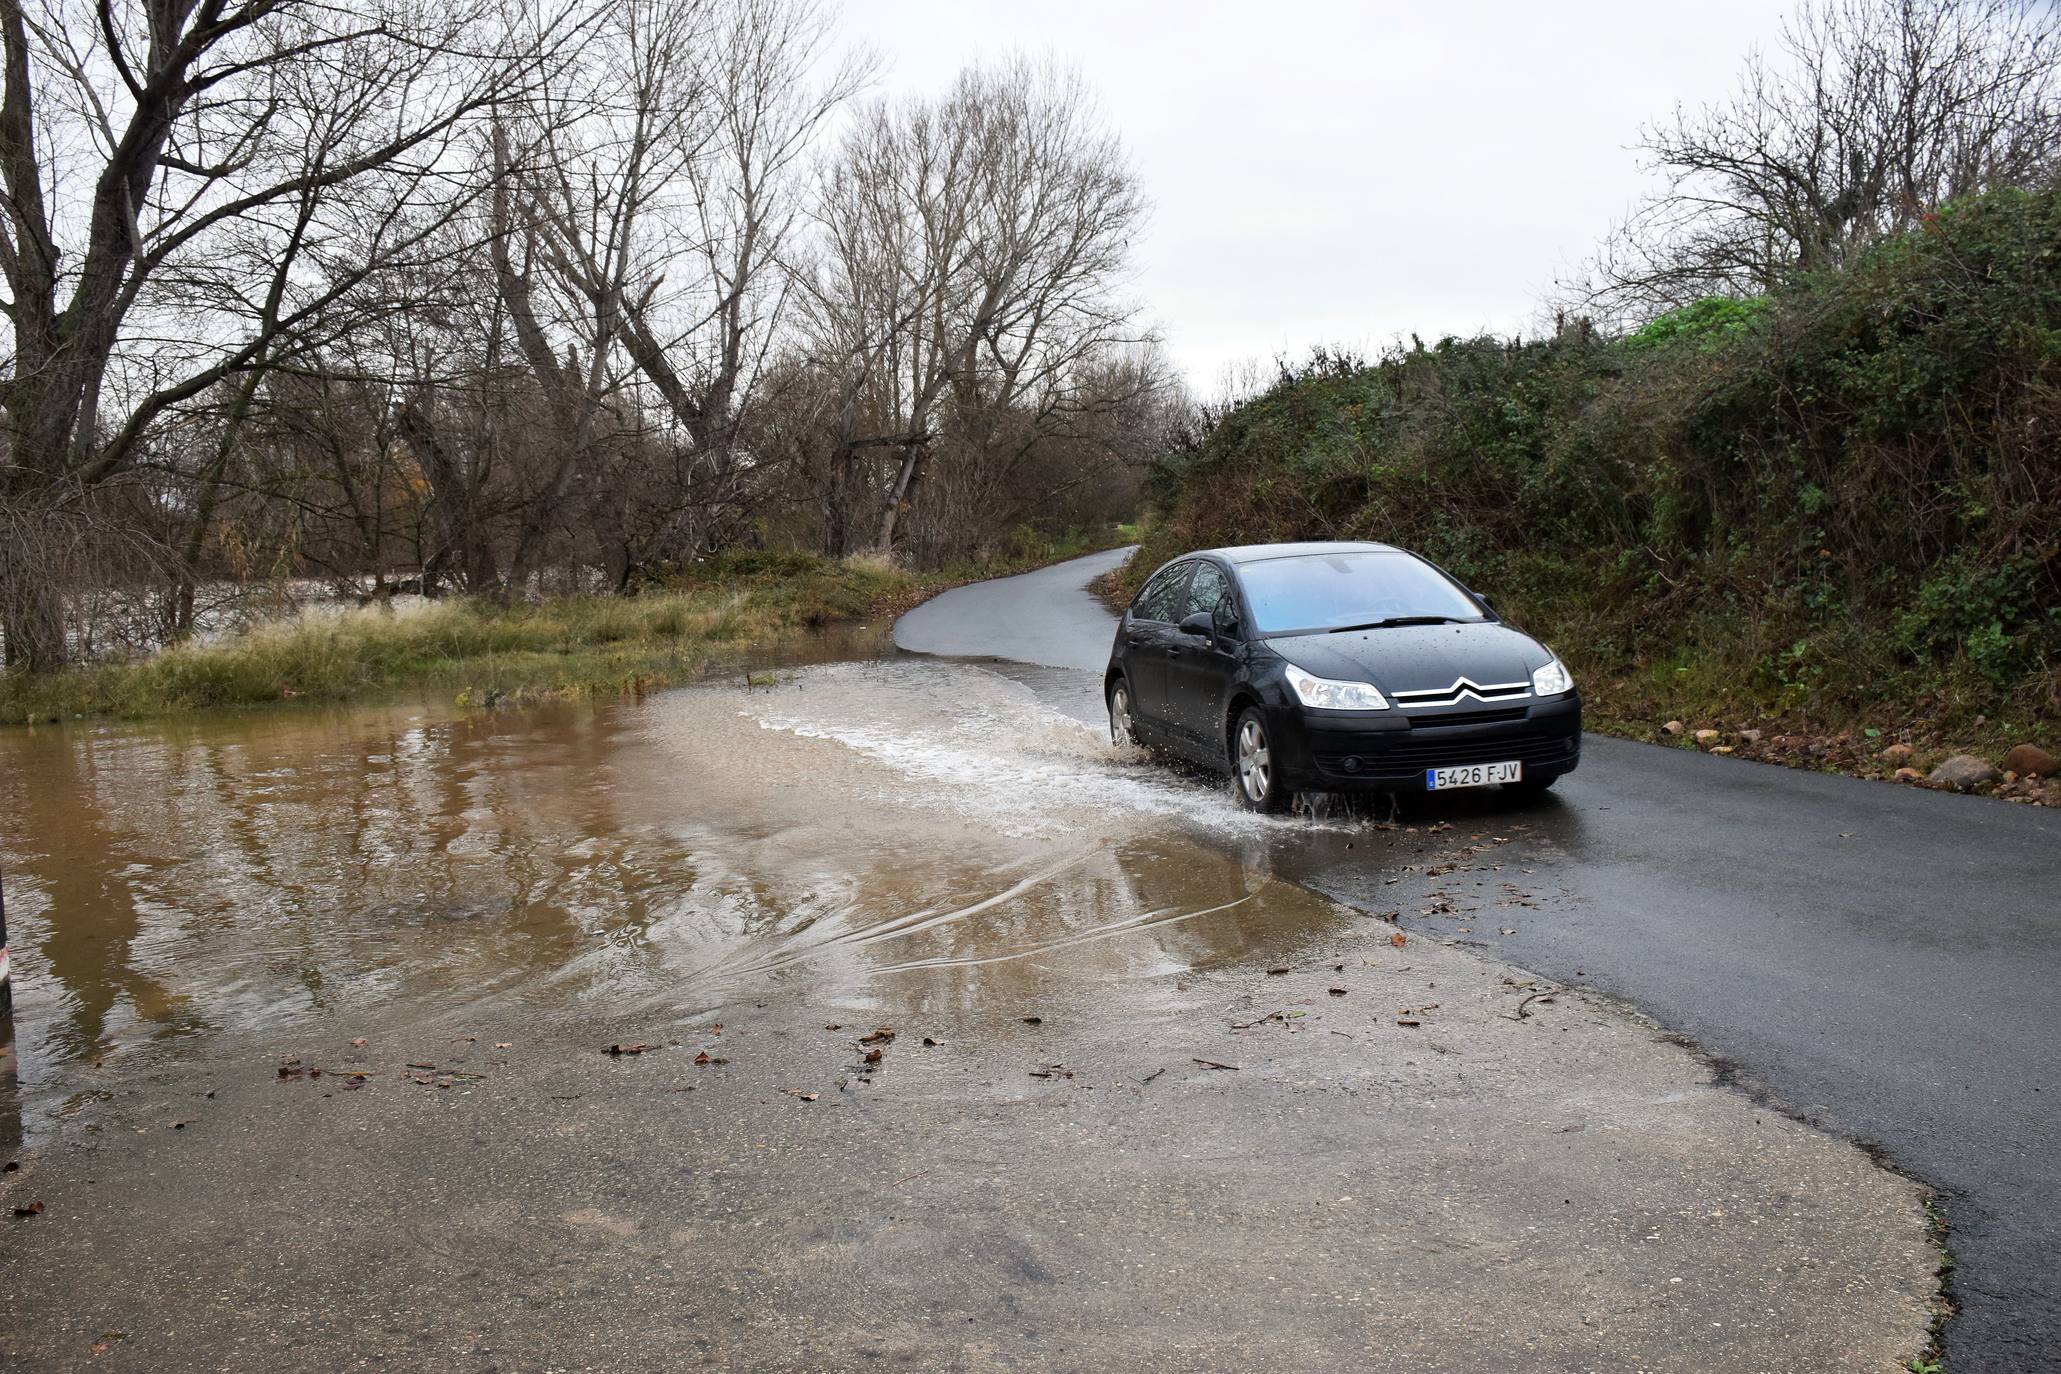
(1284, 661, 1388, 711)
(1531, 658, 1573, 696)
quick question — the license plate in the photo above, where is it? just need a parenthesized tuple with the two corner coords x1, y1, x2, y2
(1426, 760, 1522, 790)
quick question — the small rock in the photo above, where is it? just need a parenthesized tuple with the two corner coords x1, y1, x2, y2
(1710, 745, 1735, 755)
(1880, 743, 1913, 765)
(1693, 729, 1721, 746)
(2003, 743, 2057, 778)
(1661, 720, 1685, 736)
(1928, 754, 1999, 789)
(1736, 729, 1763, 745)
(1894, 767, 1924, 782)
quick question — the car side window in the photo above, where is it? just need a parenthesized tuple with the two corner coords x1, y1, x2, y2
(1182, 562, 1234, 629)
(1133, 562, 1190, 623)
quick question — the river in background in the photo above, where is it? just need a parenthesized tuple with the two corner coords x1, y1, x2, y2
(0, 655, 1365, 1145)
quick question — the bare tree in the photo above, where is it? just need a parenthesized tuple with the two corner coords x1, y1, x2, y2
(804, 59, 1156, 556)
(0, 0, 573, 667)
(1573, 0, 2061, 322)
(484, 0, 865, 591)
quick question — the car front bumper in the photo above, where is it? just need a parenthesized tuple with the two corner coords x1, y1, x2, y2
(1267, 692, 1582, 791)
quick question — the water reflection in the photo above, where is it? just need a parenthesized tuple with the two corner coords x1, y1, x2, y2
(0, 662, 1352, 1122)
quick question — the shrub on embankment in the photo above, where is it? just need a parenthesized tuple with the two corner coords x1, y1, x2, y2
(1126, 184, 2061, 773)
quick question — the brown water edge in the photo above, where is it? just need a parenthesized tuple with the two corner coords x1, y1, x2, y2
(0, 653, 1355, 1147)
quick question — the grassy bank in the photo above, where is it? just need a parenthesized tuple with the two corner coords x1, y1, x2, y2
(1122, 184, 2061, 801)
(1, 532, 1123, 725)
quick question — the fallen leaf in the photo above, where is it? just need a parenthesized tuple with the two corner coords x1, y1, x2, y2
(921, 1036, 942, 1047)
(1265, 967, 1290, 976)
(170, 1119, 191, 1130)
(1327, 987, 1347, 997)
(1390, 932, 1408, 949)
(861, 1048, 882, 1065)
(693, 1051, 727, 1066)
(1021, 1016, 1043, 1025)
(494, 1042, 512, 1049)
(1396, 1018, 1421, 1028)
(605, 1044, 653, 1057)
(857, 1027, 896, 1046)
(13, 1201, 44, 1217)
(824, 1023, 843, 1031)
(350, 1038, 367, 1048)
(407, 1060, 437, 1069)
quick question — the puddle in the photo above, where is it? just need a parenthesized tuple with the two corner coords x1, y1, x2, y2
(0, 659, 1359, 1140)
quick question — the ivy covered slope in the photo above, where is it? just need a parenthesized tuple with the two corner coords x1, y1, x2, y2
(1129, 184, 2061, 796)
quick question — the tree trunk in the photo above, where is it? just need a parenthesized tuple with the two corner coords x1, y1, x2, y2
(875, 444, 926, 551)
(0, 522, 67, 672)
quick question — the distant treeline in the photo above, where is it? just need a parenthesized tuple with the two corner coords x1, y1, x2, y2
(1127, 183, 2061, 737)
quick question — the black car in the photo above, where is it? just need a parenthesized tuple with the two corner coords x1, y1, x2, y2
(1104, 542, 1579, 811)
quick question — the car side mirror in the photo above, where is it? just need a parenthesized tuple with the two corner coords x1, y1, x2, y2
(1178, 611, 1215, 637)
(1476, 593, 1498, 617)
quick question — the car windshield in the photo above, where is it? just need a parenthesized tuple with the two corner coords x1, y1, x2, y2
(1237, 551, 1484, 634)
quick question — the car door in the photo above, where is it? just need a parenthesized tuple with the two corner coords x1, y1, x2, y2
(1162, 559, 1242, 756)
(1121, 560, 1193, 735)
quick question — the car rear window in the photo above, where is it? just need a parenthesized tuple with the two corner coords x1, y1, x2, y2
(1238, 551, 1483, 634)
(1133, 562, 1190, 622)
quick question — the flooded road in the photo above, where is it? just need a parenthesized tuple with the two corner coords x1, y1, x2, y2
(0, 657, 1345, 1143)
(0, 557, 1944, 1372)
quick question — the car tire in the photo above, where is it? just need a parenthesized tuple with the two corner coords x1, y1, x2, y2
(1231, 707, 1288, 813)
(1108, 678, 1138, 748)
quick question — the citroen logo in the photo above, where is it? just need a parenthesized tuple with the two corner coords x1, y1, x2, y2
(1391, 677, 1530, 706)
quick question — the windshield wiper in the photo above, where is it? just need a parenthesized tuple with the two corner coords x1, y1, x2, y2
(1327, 615, 1462, 633)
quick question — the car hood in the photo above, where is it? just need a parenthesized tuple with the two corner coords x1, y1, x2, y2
(1266, 622, 1553, 698)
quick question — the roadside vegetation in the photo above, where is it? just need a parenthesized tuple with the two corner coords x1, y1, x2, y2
(1116, 0, 2061, 804)
(1121, 182, 2061, 801)
(0, 531, 1121, 724)
(0, 0, 1175, 681)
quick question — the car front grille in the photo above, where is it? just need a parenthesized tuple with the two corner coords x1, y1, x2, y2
(1404, 706, 1530, 728)
(1315, 731, 1577, 777)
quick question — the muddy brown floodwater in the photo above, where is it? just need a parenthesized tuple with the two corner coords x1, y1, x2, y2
(0, 659, 1340, 1140)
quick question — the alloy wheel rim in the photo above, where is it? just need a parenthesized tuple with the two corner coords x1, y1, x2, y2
(1237, 719, 1270, 800)
(1110, 686, 1133, 746)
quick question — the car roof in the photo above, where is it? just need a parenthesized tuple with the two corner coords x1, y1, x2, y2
(1203, 541, 1401, 565)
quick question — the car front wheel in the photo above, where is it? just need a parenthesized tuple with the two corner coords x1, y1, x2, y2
(1108, 679, 1137, 748)
(1231, 707, 1288, 813)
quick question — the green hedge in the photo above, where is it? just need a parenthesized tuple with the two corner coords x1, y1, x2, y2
(1133, 185, 2061, 739)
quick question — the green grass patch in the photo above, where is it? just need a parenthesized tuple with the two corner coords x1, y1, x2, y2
(2, 530, 1135, 726)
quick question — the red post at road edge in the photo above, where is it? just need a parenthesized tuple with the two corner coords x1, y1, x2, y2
(0, 860, 10, 1014)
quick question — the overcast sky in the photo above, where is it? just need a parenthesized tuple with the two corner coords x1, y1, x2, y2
(831, 0, 1795, 395)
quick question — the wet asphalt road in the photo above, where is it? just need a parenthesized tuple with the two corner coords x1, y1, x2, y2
(901, 549, 2061, 1372)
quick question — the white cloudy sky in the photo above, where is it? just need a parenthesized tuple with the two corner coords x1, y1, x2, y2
(831, 0, 1794, 394)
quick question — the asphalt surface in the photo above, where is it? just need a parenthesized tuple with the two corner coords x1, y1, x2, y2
(902, 549, 2061, 1372)
(0, 918, 1936, 1372)
(894, 544, 1134, 672)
